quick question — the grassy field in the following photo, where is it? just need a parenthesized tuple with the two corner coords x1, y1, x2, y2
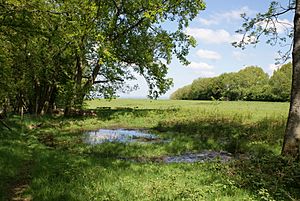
(1, 99, 299, 201)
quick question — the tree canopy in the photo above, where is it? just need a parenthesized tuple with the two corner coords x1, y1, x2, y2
(269, 62, 292, 101)
(171, 64, 291, 102)
(0, 0, 205, 115)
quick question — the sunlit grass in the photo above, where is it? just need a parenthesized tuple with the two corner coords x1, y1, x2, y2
(1, 99, 299, 201)
(87, 99, 289, 119)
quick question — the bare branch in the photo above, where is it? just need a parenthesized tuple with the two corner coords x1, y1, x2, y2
(233, 0, 294, 62)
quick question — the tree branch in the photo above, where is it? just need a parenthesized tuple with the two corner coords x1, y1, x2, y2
(271, 6, 295, 17)
(0, 119, 12, 131)
(94, 78, 124, 84)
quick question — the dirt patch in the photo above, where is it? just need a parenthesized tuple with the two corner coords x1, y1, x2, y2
(38, 133, 56, 148)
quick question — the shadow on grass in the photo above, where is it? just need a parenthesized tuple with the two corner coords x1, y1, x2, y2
(155, 116, 285, 154)
(93, 107, 178, 121)
(156, 116, 300, 200)
(10, 108, 179, 131)
(2, 109, 298, 200)
(0, 130, 31, 201)
(228, 155, 300, 200)
(29, 146, 135, 201)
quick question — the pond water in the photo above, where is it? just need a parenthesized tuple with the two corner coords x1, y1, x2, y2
(164, 151, 233, 163)
(83, 129, 233, 163)
(125, 150, 233, 163)
(83, 129, 162, 145)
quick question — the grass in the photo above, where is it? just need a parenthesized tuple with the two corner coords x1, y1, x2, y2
(1, 99, 299, 201)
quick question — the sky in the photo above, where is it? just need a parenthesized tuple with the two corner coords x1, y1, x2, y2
(120, 0, 294, 99)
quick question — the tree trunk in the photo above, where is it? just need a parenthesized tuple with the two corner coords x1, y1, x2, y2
(46, 86, 57, 115)
(80, 59, 102, 102)
(282, 0, 300, 158)
(2, 98, 9, 118)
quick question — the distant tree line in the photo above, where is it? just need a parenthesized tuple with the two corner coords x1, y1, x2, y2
(170, 63, 292, 102)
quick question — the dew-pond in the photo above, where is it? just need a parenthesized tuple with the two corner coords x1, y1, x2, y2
(83, 128, 233, 163)
(83, 129, 165, 144)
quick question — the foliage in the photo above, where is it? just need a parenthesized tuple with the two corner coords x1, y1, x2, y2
(169, 84, 194, 100)
(0, 0, 205, 115)
(269, 62, 292, 101)
(171, 64, 292, 102)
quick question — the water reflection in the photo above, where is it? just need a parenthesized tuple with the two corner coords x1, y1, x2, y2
(84, 129, 161, 144)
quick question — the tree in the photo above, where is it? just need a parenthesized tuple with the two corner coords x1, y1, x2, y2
(190, 77, 215, 100)
(236, 66, 269, 100)
(269, 62, 292, 101)
(283, 0, 300, 157)
(0, 0, 205, 115)
(234, 0, 300, 157)
(170, 66, 270, 101)
(170, 85, 193, 100)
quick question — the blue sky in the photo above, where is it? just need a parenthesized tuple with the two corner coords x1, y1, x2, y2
(120, 0, 294, 99)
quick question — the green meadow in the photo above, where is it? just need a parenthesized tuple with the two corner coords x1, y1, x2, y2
(1, 99, 300, 201)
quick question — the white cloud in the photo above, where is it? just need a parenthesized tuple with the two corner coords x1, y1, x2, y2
(187, 62, 216, 77)
(188, 61, 214, 70)
(258, 18, 293, 35)
(276, 19, 293, 34)
(186, 28, 229, 44)
(269, 63, 281, 72)
(186, 28, 243, 44)
(196, 49, 222, 60)
(232, 51, 246, 61)
(198, 6, 255, 26)
(222, 6, 255, 21)
(198, 18, 218, 26)
(195, 71, 217, 77)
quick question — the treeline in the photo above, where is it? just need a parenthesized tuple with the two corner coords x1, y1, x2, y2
(171, 63, 292, 102)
